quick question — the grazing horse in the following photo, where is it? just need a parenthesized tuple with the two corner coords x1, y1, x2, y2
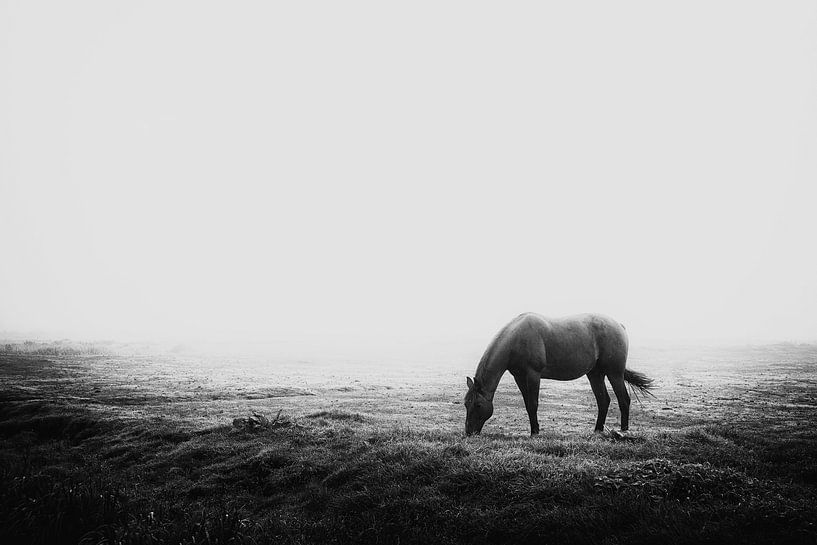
(464, 313, 654, 436)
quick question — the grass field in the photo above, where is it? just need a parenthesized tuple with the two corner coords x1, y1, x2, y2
(1, 342, 816, 544)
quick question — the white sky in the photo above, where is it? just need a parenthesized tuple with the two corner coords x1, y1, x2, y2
(2, 2, 816, 346)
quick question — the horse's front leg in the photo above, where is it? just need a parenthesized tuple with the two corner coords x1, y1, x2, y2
(512, 371, 541, 435)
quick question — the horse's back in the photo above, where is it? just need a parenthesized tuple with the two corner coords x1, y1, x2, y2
(505, 313, 627, 380)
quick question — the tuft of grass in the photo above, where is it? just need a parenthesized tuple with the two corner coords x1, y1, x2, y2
(306, 410, 365, 423)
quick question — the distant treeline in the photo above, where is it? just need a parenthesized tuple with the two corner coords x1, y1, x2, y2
(0, 340, 115, 356)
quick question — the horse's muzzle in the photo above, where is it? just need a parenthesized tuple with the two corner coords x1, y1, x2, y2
(465, 424, 483, 436)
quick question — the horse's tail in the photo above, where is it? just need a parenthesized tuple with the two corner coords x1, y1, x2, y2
(623, 369, 656, 401)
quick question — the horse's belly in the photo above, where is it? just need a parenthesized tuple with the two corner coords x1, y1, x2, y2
(540, 357, 595, 381)
(537, 317, 601, 380)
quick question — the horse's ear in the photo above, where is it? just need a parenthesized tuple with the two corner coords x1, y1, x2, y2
(466, 376, 474, 389)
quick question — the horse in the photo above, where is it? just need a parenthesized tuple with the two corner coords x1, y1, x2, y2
(464, 312, 654, 436)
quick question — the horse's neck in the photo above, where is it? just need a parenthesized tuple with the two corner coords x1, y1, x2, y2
(475, 352, 509, 401)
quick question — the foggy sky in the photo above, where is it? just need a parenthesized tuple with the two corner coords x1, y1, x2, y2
(2, 2, 816, 346)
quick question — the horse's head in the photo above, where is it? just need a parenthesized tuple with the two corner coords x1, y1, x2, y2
(464, 376, 493, 436)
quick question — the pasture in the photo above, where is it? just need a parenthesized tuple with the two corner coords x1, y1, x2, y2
(1, 342, 816, 544)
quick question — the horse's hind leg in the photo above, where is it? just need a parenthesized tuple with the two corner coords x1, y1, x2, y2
(586, 368, 610, 432)
(512, 370, 541, 436)
(608, 374, 631, 431)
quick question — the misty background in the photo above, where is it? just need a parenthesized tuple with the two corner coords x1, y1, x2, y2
(2, 2, 816, 354)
